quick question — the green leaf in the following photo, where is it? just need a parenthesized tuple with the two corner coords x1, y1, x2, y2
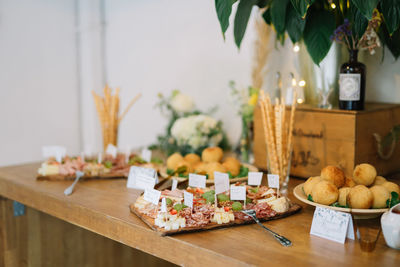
(256, 0, 270, 8)
(290, 0, 315, 18)
(350, 0, 379, 20)
(386, 191, 400, 208)
(234, 0, 258, 48)
(307, 194, 313, 202)
(270, 0, 290, 34)
(379, 24, 400, 59)
(215, 0, 237, 39)
(286, 3, 306, 43)
(350, 4, 369, 40)
(381, 0, 400, 35)
(303, 8, 335, 65)
(262, 8, 272, 25)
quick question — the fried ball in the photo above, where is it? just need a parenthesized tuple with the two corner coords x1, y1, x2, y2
(206, 162, 227, 180)
(311, 181, 339, 205)
(320, 166, 345, 188)
(175, 160, 193, 175)
(343, 177, 356, 188)
(303, 176, 322, 197)
(347, 185, 373, 209)
(370, 185, 390, 209)
(166, 153, 183, 170)
(373, 176, 387, 186)
(381, 181, 400, 195)
(222, 157, 241, 176)
(201, 147, 224, 163)
(194, 162, 208, 174)
(338, 187, 351, 207)
(184, 153, 201, 165)
(353, 163, 377, 186)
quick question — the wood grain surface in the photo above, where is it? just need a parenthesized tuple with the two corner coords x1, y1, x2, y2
(0, 163, 399, 267)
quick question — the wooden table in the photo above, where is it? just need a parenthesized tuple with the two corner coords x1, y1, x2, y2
(0, 163, 398, 267)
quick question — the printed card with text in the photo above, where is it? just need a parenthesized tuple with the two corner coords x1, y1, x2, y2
(161, 197, 167, 212)
(267, 174, 280, 189)
(248, 172, 263, 186)
(188, 173, 206, 188)
(143, 188, 161, 205)
(127, 166, 157, 190)
(310, 207, 355, 244)
(42, 146, 66, 163)
(171, 179, 178, 191)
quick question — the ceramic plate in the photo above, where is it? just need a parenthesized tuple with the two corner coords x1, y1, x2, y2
(293, 183, 388, 218)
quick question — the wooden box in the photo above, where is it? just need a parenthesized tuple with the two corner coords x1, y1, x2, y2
(253, 103, 400, 178)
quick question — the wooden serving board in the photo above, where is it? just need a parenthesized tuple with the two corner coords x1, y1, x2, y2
(130, 203, 301, 236)
(37, 173, 127, 181)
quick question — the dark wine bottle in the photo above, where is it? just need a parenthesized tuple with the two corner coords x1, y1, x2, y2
(339, 49, 366, 110)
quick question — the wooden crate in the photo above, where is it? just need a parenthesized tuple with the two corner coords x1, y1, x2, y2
(253, 103, 400, 178)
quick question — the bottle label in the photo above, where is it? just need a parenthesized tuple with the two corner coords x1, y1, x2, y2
(339, 73, 361, 101)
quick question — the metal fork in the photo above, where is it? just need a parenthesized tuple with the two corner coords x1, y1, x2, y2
(241, 209, 292, 247)
(64, 171, 84, 196)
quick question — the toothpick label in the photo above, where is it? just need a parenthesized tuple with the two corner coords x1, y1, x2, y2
(248, 172, 263, 186)
(214, 172, 229, 194)
(143, 188, 161, 205)
(161, 197, 167, 212)
(106, 144, 118, 158)
(267, 174, 280, 189)
(97, 153, 102, 164)
(42, 146, 66, 163)
(184, 191, 193, 209)
(230, 185, 246, 201)
(171, 179, 178, 191)
(141, 148, 152, 162)
(188, 173, 206, 188)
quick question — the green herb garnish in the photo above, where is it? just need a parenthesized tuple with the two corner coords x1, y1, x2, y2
(104, 161, 113, 169)
(232, 202, 243, 211)
(173, 203, 187, 212)
(166, 168, 175, 175)
(236, 166, 249, 178)
(202, 190, 215, 204)
(217, 194, 230, 202)
(307, 194, 313, 202)
(387, 192, 400, 208)
(165, 198, 173, 206)
(128, 156, 146, 165)
(151, 157, 163, 164)
(331, 202, 349, 208)
(250, 187, 259, 193)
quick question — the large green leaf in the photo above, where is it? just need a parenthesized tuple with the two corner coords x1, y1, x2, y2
(286, 3, 306, 43)
(234, 0, 258, 48)
(379, 23, 400, 59)
(290, 0, 315, 18)
(381, 0, 400, 35)
(303, 8, 335, 65)
(215, 0, 237, 39)
(270, 0, 290, 34)
(350, 3, 369, 40)
(351, 0, 379, 20)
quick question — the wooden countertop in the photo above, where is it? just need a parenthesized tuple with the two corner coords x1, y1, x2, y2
(0, 163, 398, 267)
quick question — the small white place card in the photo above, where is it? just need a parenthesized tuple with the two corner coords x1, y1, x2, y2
(127, 166, 157, 190)
(161, 197, 167, 212)
(214, 172, 229, 194)
(171, 178, 178, 191)
(184, 191, 193, 209)
(97, 152, 102, 164)
(143, 188, 161, 205)
(42, 146, 66, 163)
(141, 148, 152, 162)
(230, 185, 246, 201)
(188, 173, 206, 188)
(106, 144, 118, 158)
(248, 172, 263, 186)
(267, 174, 280, 189)
(310, 207, 355, 244)
(80, 151, 85, 162)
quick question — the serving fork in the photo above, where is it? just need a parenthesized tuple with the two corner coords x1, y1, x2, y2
(241, 209, 292, 247)
(64, 171, 84, 196)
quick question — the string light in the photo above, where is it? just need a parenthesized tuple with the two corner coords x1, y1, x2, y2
(291, 78, 297, 87)
(299, 80, 306, 87)
(331, 3, 336, 9)
(293, 44, 300, 52)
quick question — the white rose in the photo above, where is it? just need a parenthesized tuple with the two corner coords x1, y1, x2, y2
(170, 93, 194, 113)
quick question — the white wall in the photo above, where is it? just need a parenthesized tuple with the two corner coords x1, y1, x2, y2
(1, 0, 399, 167)
(0, 0, 80, 166)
